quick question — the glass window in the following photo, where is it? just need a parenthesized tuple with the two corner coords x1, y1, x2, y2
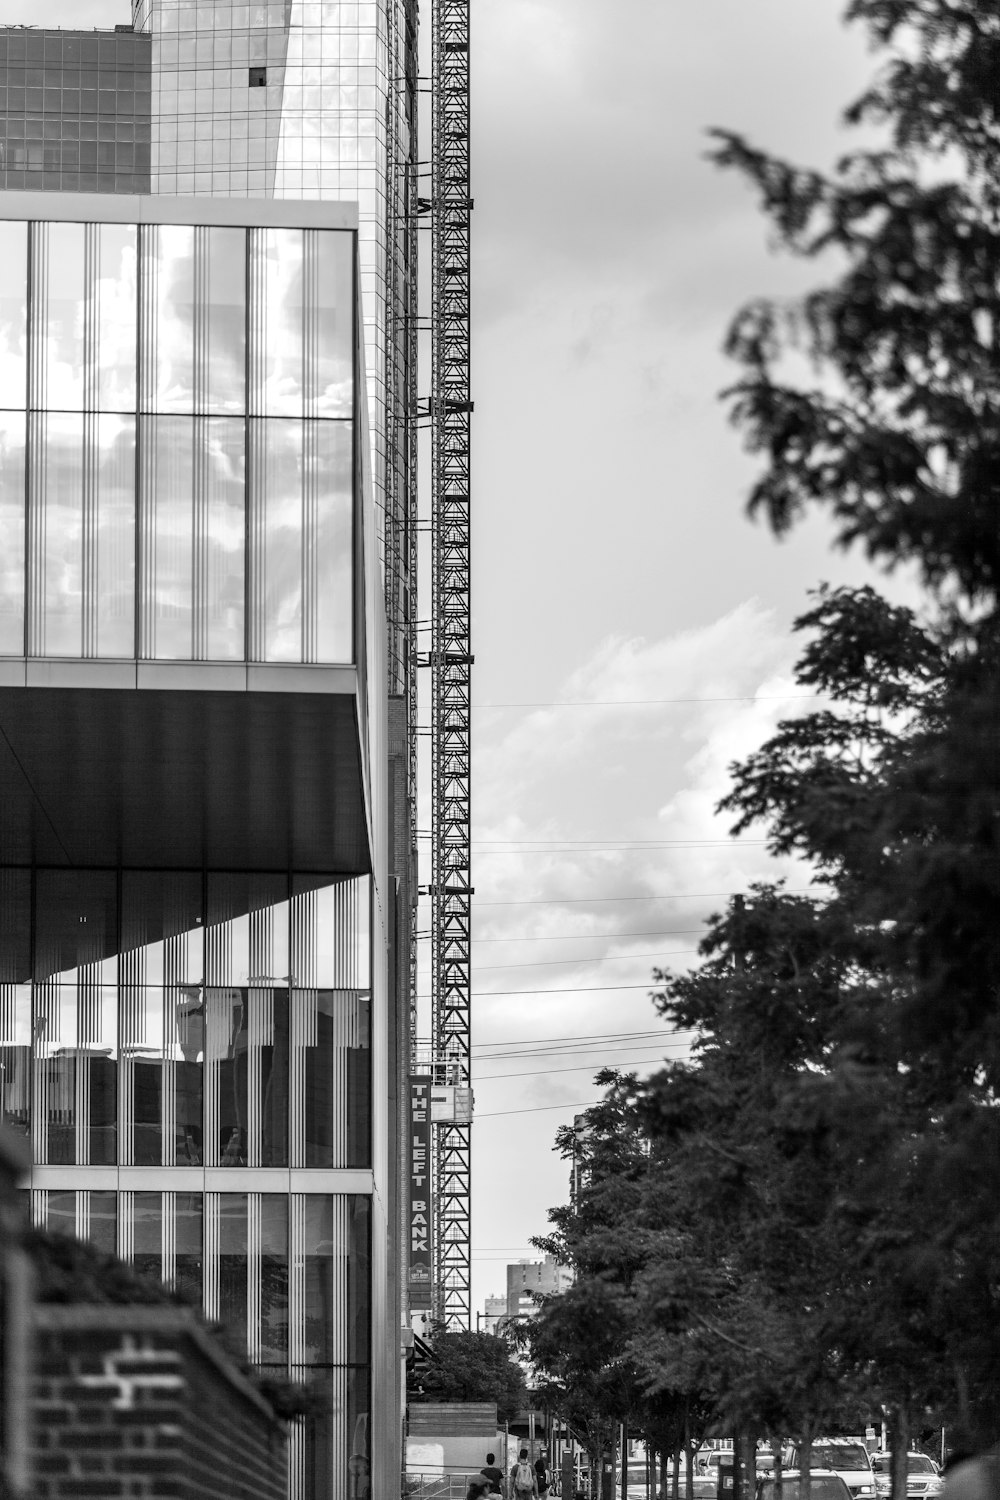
(0, 221, 27, 409)
(0, 413, 25, 656)
(88, 1190, 117, 1256)
(249, 229, 353, 420)
(91, 414, 136, 659)
(218, 1193, 248, 1349)
(31, 222, 86, 411)
(95, 224, 138, 411)
(175, 1192, 203, 1304)
(248, 418, 352, 663)
(142, 224, 246, 416)
(139, 415, 244, 661)
(133, 1190, 162, 1282)
(30, 411, 84, 657)
(260, 1195, 289, 1363)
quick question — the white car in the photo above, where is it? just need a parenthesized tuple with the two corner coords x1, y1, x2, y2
(783, 1443, 876, 1498)
(870, 1453, 943, 1498)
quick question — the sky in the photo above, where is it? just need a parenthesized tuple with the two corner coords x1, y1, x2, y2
(5, 0, 898, 1320)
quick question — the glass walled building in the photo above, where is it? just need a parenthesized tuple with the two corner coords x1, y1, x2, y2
(0, 191, 392, 1500)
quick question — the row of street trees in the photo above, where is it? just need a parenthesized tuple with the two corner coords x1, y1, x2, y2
(523, 2, 999, 1497)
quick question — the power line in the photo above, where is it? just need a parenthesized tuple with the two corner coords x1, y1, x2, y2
(470, 1026, 684, 1050)
(416, 980, 680, 1000)
(474, 1053, 687, 1082)
(472, 841, 767, 855)
(474, 1036, 694, 1062)
(472, 947, 700, 972)
(471, 694, 820, 709)
(470, 887, 823, 909)
(473, 927, 706, 944)
(477, 1099, 615, 1119)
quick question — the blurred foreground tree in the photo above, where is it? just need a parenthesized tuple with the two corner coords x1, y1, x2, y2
(705, 0, 1000, 1479)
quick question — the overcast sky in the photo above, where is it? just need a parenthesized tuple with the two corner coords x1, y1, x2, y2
(7, 0, 895, 1318)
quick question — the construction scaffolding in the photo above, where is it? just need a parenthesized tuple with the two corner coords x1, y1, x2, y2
(429, 0, 473, 1329)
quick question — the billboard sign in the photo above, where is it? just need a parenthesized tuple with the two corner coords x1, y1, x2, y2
(409, 1075, 432, 1308)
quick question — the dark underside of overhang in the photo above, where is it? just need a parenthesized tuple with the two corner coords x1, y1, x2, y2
(0, 685, 371, 875)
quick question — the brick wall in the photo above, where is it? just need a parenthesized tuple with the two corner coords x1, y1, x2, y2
(32, 1305, 287, 1500)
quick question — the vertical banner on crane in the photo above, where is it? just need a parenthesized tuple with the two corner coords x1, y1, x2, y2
(409, 1075, 433, 1308)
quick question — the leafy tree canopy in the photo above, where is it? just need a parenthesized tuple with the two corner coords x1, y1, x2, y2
(412, 1328, 527, 1427)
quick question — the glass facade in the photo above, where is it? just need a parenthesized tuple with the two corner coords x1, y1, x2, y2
(0, 213, 354, 664)
(34, 1185, 371, 1490)
(0, 27, 151, 194)
(0, 201, 381, 1500)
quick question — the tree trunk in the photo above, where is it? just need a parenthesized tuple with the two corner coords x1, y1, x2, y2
(671, 1448, 680, 1500)
(797, 1433, 812, 1500)
(684, 1407, 694, 1500)
(771, 1438, 782, 1495)
(888, 1401, 911, 1500)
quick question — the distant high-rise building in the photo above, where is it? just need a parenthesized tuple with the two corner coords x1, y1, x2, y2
(0, 4, 419, 1498)
(505, 1256, 573, 1320)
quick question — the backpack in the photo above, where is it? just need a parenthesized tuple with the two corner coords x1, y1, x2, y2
(514, 1460, 534, 1492)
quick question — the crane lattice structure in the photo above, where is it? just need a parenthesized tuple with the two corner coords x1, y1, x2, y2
(429, 0, 473, 1330)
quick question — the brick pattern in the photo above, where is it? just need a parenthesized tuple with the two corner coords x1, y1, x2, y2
(32, 1307, 286, 1500)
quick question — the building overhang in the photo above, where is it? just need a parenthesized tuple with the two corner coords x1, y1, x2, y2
(0, 669, 371, 874)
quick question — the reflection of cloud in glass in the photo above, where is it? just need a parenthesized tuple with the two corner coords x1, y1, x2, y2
(0, 222, 27, 410)
(42, 225, 86, 412)
(95, 227, 138, 412)
(0, 413, 26, 653)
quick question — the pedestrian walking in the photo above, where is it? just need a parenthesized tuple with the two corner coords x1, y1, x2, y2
(467, 1476, 492, 1500)
(535, 1451, 549, 1497)
(511, 1449, 539, 1499)
(481, 1452, 505, 1497)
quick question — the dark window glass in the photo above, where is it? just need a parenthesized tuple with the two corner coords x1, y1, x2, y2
(7, 89, 25, 111)
(80, 40, 99, 65)
(262, 987, 289, 1167)
(89, 1056, 117, 1164)
(24, 69, 44, 88)
(24, 90, 42, 111)
(176, 1193, 203, 1305)
(218, 1193, 247, 1350)
(62, 89, 80, 112)
(249, 67, 267, 87)
(133, 1190, 161, 1284)
(24, 36, 44, 62)
(42, 90, 61, 113)
(132, 1060, 163, 1165)
(64, 40, 81, 65)
(46, 1190, 76, 1237)
(81, 89, 98, 113)
(89, 1190, 116, 1255)
(260, 1196, 288, 1363)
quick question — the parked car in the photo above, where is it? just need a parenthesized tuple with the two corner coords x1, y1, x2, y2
(870, 1453, 943, 1498)
(699, 1452, 735, 1478)
(757, 1473, 852, 1500)
(783, 1443, 876, 1497)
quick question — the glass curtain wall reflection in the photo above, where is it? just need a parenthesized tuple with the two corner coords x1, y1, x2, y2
(29, 1186, 370, 1437)
(2, 869, 371, 1171)
(0, 213, 354, 665)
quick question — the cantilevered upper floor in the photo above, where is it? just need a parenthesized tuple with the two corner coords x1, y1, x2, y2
(0, 191, 385, 878)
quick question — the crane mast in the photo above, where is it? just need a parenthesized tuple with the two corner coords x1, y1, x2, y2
(429, 0, 473, 1329)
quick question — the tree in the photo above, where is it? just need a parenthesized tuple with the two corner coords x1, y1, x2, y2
(703, 0, 1000, 1477)
(411, 1328, 527, 1427)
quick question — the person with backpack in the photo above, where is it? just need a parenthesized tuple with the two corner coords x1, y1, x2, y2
(511, 1449, 538, 1499)
(534, 1451, 549, 1497)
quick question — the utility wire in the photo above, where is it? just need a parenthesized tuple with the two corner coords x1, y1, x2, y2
(477, 1099, 618, 1118)
(472, 694, 821, 709)
(468, 1026, 686, 1050)
(474, 1054, 686, 1082)
(469, 887, 823, 908)
(472, 928, 706, 943)
(472, 947, 700, 972)
(415, 980, 682, 1000)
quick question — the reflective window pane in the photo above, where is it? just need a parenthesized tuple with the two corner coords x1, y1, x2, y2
(0, 413, 26, 655)
(93, 414, 136, 658)
(249, 417, 351, 663)
(140, 414, 244, 660)
(0, 222, 27, 409)
(142, 223, 196, 413)
(95, 224, 138, 412)
(31, 222, 86, 411)
(29, 411, 84, 657)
